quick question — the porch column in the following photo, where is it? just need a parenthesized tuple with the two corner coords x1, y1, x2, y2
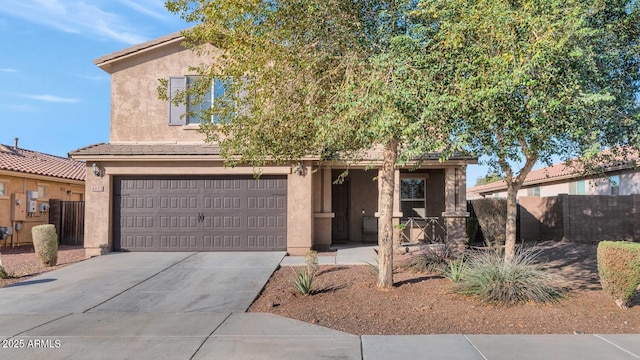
(313, 167, 334, 251)
(84, 163, 112, 257)
(287, 161, 314, 255)
(441, 166, 469, 255)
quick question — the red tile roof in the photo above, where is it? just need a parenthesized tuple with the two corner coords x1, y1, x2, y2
(468, 149, 638, 195)
(0, 145, 85, 181)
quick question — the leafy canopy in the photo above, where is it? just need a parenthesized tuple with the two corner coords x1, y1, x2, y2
(164, 0, 455, 166)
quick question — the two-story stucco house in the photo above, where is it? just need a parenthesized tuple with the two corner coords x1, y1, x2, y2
(70, 31, 475, 257)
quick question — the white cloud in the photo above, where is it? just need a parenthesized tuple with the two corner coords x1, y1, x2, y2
(0, 68, 18, 73)
(0, 0, 152, 45)
(22, 94, 81, 103)
(116, 0, 170, 21)
(0, 104, 38, 112)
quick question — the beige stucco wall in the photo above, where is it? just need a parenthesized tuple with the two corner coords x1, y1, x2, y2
(83, 159, 314, 256)
(106, 42, 220, 143)
(620, 169, 640, 195)
(0, 172, 84, 246)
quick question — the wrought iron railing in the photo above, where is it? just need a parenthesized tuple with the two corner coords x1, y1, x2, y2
(399, 217, 446, 244)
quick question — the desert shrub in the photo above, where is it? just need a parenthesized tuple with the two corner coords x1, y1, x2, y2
(31, 224, 58, 267)
(597, 241, 640, 308)
(403, 244, 449, 274)
(305, 250, 319, 276)
(465, 217, 479, 244)
(364, 249, 380, 274)
(452, 248, 567, 306)
(469, 199, 506, 247)
(292, 268, 314, 295)
(444, 256, 466, 283)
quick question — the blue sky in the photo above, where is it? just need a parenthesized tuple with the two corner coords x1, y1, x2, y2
(0, 0, 491, 186)
(0, 1, 189, 155)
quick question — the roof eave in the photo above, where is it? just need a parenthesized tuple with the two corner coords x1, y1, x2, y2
(93, 31, 186, 73)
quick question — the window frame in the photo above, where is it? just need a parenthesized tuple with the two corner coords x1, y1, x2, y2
(569, 180, 586, 195)
(37, 184, 48, 200)
(400, 176, 427, 219)
(526, 186, 541, 197)
(0, 180, 7, 198)
(609, 175, 620, 196)
(168, 75, 233, 129)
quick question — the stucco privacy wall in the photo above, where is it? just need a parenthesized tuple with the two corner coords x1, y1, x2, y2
(104, 40, 219, 143)
(83, 160, 314, 256)
(0, 174, 83, 245)
(518, 194, 640, 243)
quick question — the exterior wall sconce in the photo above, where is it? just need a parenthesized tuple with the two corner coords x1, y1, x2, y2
(295, 163, 304, 176)
(92, 163, 101, 177)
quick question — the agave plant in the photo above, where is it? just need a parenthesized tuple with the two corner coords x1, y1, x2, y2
(292, 268, 314, 296)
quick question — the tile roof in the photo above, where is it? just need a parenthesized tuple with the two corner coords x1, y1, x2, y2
(0, 144, 85, 181)
(468, 149, 639, 195)
(69, 143, 476, 163)
(93, 29, 186, 67)
(69, 143, 221, 156)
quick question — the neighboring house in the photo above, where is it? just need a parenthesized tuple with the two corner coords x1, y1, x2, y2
(0, 139, 85, 246)
(467, 151, 640, 199)
(70, 31, 475, 257)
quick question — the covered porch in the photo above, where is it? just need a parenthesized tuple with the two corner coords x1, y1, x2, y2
(312, 164, 470, 252)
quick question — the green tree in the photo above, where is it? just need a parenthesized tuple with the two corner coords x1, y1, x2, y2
(415, 0, 640, 262)
(475, 173, 503, 186)
(163, 1, 455, 288)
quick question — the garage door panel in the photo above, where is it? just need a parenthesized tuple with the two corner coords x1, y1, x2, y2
(114, 176, 287, 251)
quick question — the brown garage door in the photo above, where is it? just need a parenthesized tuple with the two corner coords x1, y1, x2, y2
(113, 176, 287, 251)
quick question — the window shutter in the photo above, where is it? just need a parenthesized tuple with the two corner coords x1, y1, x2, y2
(169, 77, 187, 125)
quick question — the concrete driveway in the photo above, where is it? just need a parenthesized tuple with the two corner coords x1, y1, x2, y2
(0, 252, 285, 314)
(0, 252, 360, 360)
(1, 251, 639, 360)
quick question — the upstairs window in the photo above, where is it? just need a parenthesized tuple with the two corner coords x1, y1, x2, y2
(0, 182, 6, 196)
(168, 76, 230, 125)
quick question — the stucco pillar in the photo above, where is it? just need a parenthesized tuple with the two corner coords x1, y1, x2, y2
(313, 167, 334, 251)
(441, 167, 469, 255)
(84, 163, 112, 257)
(287, 161, 314, 255)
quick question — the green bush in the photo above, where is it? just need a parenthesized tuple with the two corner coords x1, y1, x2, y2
(444, 256, 466, 283)
(31, 224, 58, 267)
(452, 248, 567, 306)
(403, 245, 449, 274)
(292, 268, 314, 296)
(597, 241, 640, 308)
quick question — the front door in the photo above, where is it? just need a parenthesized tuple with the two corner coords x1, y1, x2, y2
(331, 180, 350, 242)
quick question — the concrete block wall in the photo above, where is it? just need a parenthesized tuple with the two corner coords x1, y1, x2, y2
(518, 194, 639, 243)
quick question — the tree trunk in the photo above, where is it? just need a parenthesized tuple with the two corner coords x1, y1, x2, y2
(377, 139, 398, 289)
(504, 185, 518, 263)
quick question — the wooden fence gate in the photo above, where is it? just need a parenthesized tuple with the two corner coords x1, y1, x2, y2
(49, 200, 85, 246)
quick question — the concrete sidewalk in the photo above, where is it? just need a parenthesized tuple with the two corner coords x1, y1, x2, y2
(1, 249, 639, 359)
(1, 313, 639, 359)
